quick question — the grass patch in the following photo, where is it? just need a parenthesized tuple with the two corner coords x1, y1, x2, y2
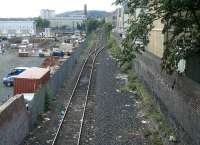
(107, 34, 124, 63)
(121, 62, 132, 73)
(143, 128, 153, 138)
(85, 31, 97, 49)
(44, 93, 51, 112)
(107, 33, 176, 144)
(150, 131, 163, 145)
(127, 71, 176, 143)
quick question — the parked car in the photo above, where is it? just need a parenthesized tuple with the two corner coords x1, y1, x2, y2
(0, 37, 8, 41)
(21, 39, 29, 45)
(10, 44, 18, 49)
(133, 38, 145, 51)
(3, 67, 29, 87)
(52, 50, 64, 57)
(2, 37, 8, 41)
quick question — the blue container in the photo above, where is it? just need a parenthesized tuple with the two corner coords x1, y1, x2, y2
(52, 51, 64, 57)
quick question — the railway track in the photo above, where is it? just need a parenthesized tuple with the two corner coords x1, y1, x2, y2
(51, 37, 105, 145)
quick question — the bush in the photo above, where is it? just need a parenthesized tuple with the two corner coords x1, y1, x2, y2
(44, 93, 51, 112)
(143, 128, 152, 138)
(127, 71, 138, 90)
(150, 131, 163, 145)
(121, 62, 132, 73)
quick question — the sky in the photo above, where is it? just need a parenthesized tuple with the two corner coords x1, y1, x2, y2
(0, 0, 117, 18)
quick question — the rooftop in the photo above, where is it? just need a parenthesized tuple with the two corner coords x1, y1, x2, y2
(0, 18, 34, 21)
(15, 67, 49, 79)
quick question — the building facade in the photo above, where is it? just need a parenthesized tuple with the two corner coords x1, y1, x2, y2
(48, 15, 87, 28)
(116, 8, 124, 35)
(105, 10, 117, 28)
(115, 6, 130, 38)
(120, 6, 165, 58)
(40, 9, 56, 19)
(0, 19, 36, 37)
(40, 7, 86, 28)
(147, 19, 165, 58)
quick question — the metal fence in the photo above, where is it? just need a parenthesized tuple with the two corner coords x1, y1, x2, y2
(29, 42, 84, 126)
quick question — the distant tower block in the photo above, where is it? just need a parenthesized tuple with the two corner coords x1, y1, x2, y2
(84, 4, 87, 17)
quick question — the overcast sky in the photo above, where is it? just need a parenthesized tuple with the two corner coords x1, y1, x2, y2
(0, 0, 117, 18)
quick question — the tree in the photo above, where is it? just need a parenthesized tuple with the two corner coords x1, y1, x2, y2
(85, 18, 101, 33)
(34, 17, 50, 29)
(77, 23, 81, 30)
(103, 22, 113, 39)
(115, 0, 200, 74)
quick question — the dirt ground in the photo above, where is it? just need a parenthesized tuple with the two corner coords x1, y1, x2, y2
(0, 48, 44, 105)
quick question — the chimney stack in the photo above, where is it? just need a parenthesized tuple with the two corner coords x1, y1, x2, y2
(84, 4, 87, 17)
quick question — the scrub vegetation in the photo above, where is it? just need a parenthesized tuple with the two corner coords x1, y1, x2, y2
(107, 33, 177, 145)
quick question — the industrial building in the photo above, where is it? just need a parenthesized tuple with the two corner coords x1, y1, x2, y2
(40, 5, 87, 28)
(0, 18, 36, 37)
(40, 9, 56, 19)
(48, 15, 87, 28)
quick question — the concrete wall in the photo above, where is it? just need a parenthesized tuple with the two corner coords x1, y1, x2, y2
(186, 52, 200, 83)
(0, 95, 29, 145)
(133, 52, 200, 145)
(28, 42, 84, 126)
(0, 43, 84, 145)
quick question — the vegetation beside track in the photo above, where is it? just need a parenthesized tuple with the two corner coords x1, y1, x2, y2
(85, 32, 97, 48)
(107, 33, 178, 145)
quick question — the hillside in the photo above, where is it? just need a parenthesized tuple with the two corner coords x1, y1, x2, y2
(57, 10, 110, 18)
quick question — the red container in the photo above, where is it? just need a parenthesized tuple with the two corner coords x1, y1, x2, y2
(14, 67, 50, 95)
(41, 56, 59, 68)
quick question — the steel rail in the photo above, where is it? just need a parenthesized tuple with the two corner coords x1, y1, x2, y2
(51, 46, 104, 145)
(76, 46, 105, 145)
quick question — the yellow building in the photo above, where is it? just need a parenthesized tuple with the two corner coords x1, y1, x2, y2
(147, 19, 165, 58)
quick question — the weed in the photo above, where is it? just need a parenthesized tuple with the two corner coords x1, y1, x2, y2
(44, 92, 51, 112)
(121, 62, 132, 73)
(119, 71, 175, 144)
(143, 128, 152, 138)
(150, 131, 163, 145)
(108, 33, 176, 144)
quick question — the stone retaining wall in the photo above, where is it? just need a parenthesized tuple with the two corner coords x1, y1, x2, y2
(133, 52, 200, 145)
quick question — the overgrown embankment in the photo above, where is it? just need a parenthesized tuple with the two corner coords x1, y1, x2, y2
(107, 33, 179, 145)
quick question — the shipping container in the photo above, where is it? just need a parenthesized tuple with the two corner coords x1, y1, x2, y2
(40, 56, 59, 68)
(14, 67, 50, 95)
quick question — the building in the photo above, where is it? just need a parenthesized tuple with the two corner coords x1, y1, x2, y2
(0, 18, 36, 37)
(116, 8, 124, 35)
(41, 6, 87, 29)
(116, 5, 164, 58)
(133, 7, 165, 58)
(48, 15, 87, 28)
(115, 5, 130, 38)
(148, 19, 164, 58)
(40, 9, 56, 19)
(105, 10, 117, 27)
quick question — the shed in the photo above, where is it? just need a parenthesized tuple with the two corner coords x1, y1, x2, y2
(14, 67, 50, 95)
